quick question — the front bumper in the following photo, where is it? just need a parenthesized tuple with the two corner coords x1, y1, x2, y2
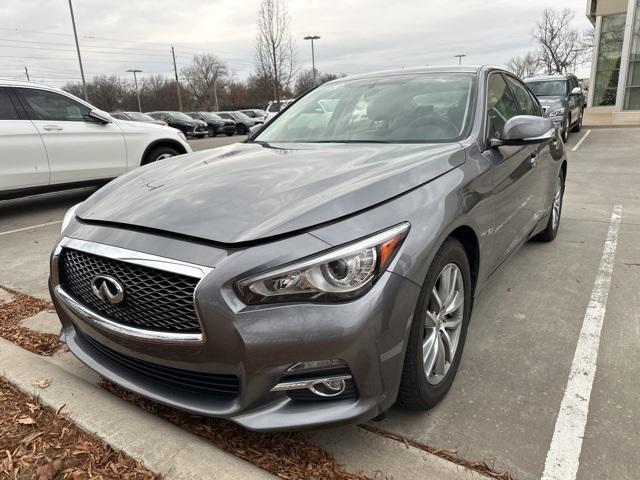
(49, 231, 420, 431)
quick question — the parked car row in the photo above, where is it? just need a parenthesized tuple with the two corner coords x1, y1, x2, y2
(109, 109, 267, 138)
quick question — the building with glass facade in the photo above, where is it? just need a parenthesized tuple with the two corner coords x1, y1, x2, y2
(586, 0, 640, 123)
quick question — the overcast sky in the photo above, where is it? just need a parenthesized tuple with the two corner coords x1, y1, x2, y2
(0, 0, 594, 88)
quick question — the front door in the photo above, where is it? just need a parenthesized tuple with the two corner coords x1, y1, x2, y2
(15, 87, 126, 185)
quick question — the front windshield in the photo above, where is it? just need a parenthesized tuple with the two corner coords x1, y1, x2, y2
(232, 112, 251, 121)
(526, 80, 567, 97)
(128, 112, 155, 122)
(255, 73, 475, 143)
(169, 111, 195, 122)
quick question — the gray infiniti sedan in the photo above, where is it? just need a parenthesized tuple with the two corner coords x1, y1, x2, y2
(50, 66, 566, 431)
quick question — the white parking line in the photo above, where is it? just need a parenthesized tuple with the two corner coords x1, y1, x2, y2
(571, 130, 591, 152)
(541, 204, 623, 480)
(0, 220, 62, 237)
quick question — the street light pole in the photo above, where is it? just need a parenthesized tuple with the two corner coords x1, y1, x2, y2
(68, 0, 88, 101)
(127, 69, 143, 112)
(304, 35, 321, 83)
(454, 54, 467, 65)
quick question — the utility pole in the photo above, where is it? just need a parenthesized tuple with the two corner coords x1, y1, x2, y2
(68, 0, 88, 100)
(213, 78, 219, 111)
(126, 69, 143, 112)
(24, 66, 30, 82)
(304, 35, 321, 84)
(454, 54, 467, 65)
(171, 46, 183, 111)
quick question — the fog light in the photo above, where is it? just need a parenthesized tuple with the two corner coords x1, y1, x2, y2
(309, 378, 347, 397)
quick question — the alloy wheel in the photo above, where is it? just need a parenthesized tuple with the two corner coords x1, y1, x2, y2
(552, 175, 562, 230)
(156, 153, 174, 161)
(423, 263, 465, 385)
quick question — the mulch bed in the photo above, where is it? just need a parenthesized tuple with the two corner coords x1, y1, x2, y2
(0, 378, 160, 480)
(0, 286, 61, 355)
(100, 380, 368, 480)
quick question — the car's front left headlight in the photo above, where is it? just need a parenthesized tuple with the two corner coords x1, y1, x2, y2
(549, 107, 566, 117)
(61, 203, 81, 233)
(236, 223, 410, 305)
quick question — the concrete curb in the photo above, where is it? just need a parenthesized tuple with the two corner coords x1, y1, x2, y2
(0, 337, 275, 480)
(309, 426, 490, 480)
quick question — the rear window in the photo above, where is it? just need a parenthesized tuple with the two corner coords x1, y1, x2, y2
(526, 80, 567, 97)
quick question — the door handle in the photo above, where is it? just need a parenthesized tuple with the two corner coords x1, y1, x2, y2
(529, 154, 538, 168)
(43, 125, 63, 131)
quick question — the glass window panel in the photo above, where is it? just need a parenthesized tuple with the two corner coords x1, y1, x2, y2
(624, 3, 640, 109)
(594, 14, 626, 106)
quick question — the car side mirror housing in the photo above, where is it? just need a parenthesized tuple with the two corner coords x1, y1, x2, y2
(571, 86, 582, 96)
(89, 109, 112, 124)
(491, 115, 555, 147)
(248, 124, 263, 138)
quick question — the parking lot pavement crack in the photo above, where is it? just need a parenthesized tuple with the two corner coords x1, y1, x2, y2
(359, 424, 513, 479)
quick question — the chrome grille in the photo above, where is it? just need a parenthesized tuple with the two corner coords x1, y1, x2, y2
(59, 248, 202, 333)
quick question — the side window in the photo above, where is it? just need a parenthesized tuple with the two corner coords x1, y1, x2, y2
(18, 88, 91, 122)
(486, 73, 519, 140)
(505, 75, 540, 116)
(0, 88, 20, 120)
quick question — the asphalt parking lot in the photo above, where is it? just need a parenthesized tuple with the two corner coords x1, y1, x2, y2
(0, 129, 638, 480)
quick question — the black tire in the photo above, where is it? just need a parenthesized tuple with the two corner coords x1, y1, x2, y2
(196, 134, 206, 139)
(561, 117, 569, 142)
(571, 109, 583, 133)
(208, 127, 216, 137)
(536, 169, 565, 242)
(397, 238, 472, 410)
(237, 124, 247, 135)
(142, 145, 179, 165)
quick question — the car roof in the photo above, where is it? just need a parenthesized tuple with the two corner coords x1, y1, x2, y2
(331, 65, 483, 83)
(524, 74, 571, 82)
(0, 79, 58, 89)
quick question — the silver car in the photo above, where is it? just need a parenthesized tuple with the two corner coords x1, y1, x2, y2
(50, 66, 566, 431)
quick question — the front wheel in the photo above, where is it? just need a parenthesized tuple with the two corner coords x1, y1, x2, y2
(561, 117, 570, 142)
(143, 145, 179, 165)
(208, 127, 216, 137)
(572, 109, 583, 133)
(397, 238, 472, 410)
(536, 170, 564, 242)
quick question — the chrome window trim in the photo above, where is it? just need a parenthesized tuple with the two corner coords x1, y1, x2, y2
(51, 237, 213, 344)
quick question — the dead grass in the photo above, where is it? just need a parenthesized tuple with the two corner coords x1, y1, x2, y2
(0, 377, 160, 480)
(99, 379, 368, 480)
(0, 286, 61, 355)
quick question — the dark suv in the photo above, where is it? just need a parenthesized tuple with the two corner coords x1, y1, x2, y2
(185, 112, 236, 137)
(147, 111, 208, 138)
(524, 74, 585, 142)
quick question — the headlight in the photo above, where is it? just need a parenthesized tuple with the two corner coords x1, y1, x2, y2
(177, 131, 187, 141)
(236, 223, 410, 305)
(61, 203, 81, 233)
(549, 108, 566, 117)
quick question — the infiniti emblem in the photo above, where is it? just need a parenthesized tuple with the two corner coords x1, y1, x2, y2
(91, 275, 125, 305)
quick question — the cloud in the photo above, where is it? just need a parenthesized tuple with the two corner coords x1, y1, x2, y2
(0, 0, 593, 86)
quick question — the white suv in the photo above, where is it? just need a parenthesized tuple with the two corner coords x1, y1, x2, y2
(0, 80, 191, 200)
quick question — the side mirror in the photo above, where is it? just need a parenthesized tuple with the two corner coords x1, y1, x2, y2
(491, 115, 555, 147)
(571, 86, 582, 96)
(248, 124, 263, 138)
(88, 109, 112, 124)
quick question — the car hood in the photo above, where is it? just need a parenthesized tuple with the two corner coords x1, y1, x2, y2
(537, 96, 566, 110)
(77, 141, 465, 244)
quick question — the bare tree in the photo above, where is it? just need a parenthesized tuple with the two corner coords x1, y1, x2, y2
(533, 9, 587, 74)
(507, 52, 540, 79)
(255, 0, 297, 104)
(181, 53, 229, 110)
(294, 70, 343, 95)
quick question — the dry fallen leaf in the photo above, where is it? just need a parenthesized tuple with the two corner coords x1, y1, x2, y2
(37, 458, 63, 480)
(31, 378, 52, 389)
(17, 416, 35, 425)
